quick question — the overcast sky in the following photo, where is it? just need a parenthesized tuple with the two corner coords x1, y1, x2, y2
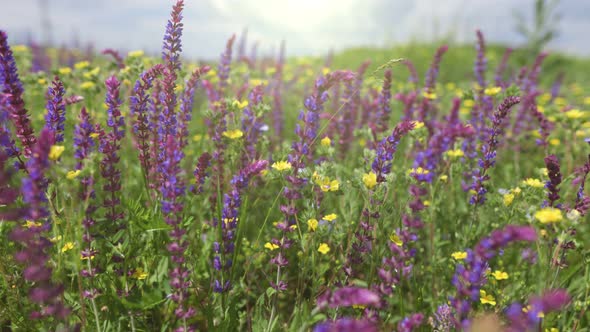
(1, 0, 589, 59)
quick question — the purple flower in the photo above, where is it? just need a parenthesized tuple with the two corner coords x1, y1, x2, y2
(313, 318, 378, 332)
(101, 48, 125, 69)
(12, 128, 69, 320)
(241, 85, 265, 167)
(397, 313, 424, 332)
(316, 287, 381, 309)
(44, 76, 66, 143)
(449, 225, 537, 328)
(424, 45, 448, 92)
(178, 65, 210, 149)
(470, 96, 520, 205)
(217, 35, 236, 96)
(370, 69, 392, 134)
(544, 154, 561, 207)
(494, 48, 513, 87)
(505, 289, 571, 332)
(474, 30, 487, 88)
(0, 30, 36, 156)
(191, 152, 212, 194)
(213, 160, 268, 293)
(161, 0, 184, 74)
(371, 121, 415, 183)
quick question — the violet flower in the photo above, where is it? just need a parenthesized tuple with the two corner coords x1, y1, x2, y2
(217, 35, 236, 96)
(371, 69, 392, 134)
(130, 64, 165, 181)
(44, 76, 66, 143)
(450, 225, 537, 328)
(241, 85, 265, 167)
(474, 30, 487, 88)
(11, 128, 69, 320)
(316, 287, 381, 309)
(101, 49, 125, 69)
(178, 65, 210, 149)
(504, 289, 571, 332)
(573, 153, 590, 215)
(371, 121, 416, 183)
(313, 318, 378, 332)
(99, 76, 125, 228)
(544, 154, 561, 207)
(494, 48, 513, 87)
(213, 160, 268, 293)
(470, 96, 520, 205)
(191, 152, 212, 194)
(0, 30, 36, 156)
(397, 313, 424, 332)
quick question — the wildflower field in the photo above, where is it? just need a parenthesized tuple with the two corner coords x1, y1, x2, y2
(1, 1, 590, 331)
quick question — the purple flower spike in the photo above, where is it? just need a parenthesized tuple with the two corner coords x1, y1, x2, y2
(372, 121, 416, 183)
(317, 287, 381, 309)
(44, 76, 66, 143)
(505, 289, 571, 332)
(397, 313, 424, 332)
(0, 30, 36, 156)
(313, 318, 378, 332)
(544, 154, 561, 207)
(470, 96, 520, 205)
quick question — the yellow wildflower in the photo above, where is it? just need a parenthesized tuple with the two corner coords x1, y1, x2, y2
(452, 251, 468, 260)
(66, 170, 81, 180)
(479, 290, 496, 306)
(317, 243, 330, 255)
(83, 67, 100, 79)
(535, 207, 563, 224)
(390, 234, 403, 246)
(74, 61, 90, 70)
(446, 149, 464, 158)
(50, 235, 62, 243)
(463, 99, 475, 108)
(522, 178, 544, 188)
(422, 91, 437, 100)
(503, 193, 515, 206)
(565, 109, 585, 119)
(512, 187, 522, 195)
(12, 45, 28, 52)
(322, 67, 330, 75)
(127, 50, 145, 58)
(58, 67, 72, 75)
(321, 136, 331, 147)
(484, 86, 502, 96)
(318, 178, 339, 192)
(223, 129, 244, 139)
(307, 218, 318, 231)
(322, 214, 337, 222)
(264, 242, 279, 251)
(90, 133, 100, 139)
(412, 121, 425, 130)
(131, 268, 148, 280)
(363, 172, 378, 189)
(24, 220, 42, 228)
(491, 270, 509, 280)
(439, 175, 448, 182)
(61, 242, 75, 253)
(80, 81, 96, 90)
(407, 167, 429, 176)
(37, 78, 47, 85)
(232, 100, 248, 109)
(272, 161, 292, 171)
(49, 145, 65, 161)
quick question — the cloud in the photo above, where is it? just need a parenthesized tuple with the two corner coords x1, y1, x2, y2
(1, 0, 589, 59)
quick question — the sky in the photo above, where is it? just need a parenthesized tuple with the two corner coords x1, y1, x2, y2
(1, 0, 589, 60)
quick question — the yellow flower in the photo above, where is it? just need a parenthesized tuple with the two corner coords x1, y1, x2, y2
(548, 138, 560, 146)
(512, 187, 522, 195)
(422, 91, 437, 100)
(451, 251, 467, 260)
(407, 167, 429, 176)
(412, 121, 425, 130)
(127, 50, 145, 58)
(317, 243, 330, 255)
(232, 99, 249, 109)
(503, 193, 515, 206)
(12, 45, 29, 52)
(120, 66, 131, 75)
(307, 218, 318, 231)
(390, 233, 403, 246)
(318, 178, 339, 192)
(535, 207, 563, 224)
(271, 161, 292, 172)
(66, 170, 81, 180)
(359, 138, 366, 147)
(131, 268, 148, 280)
(523, 305, 544, 318)
(322, 214, 337, 222)
(37, 78, 47, 85)
(49, 145, 65, 161)
(479, 290, 496, 306)
(264, 242, 279, 251)
(81, 254, 95, 260)
(322, 67, 331, 75)
(491, 270, 509, 280)
(321, 136, 331, 147)
(363, 172, 378, 189)
(223, 129, 244, 139)
(24, 220, 42, 228)
(545, 328, 558, 332)
(83, 67, 100, 79)
(90, 133, 100, 139)
(522, 178, 544, 188)
(463, 99, 475, 108)
(439, 175, 448, 182)
(74, 61, 90, 70)
(80, 81, 96, 90)
(484, 86, 502, 96)
(565, 109, 585, 120)
(446, 149, 464, 158)
(50, 235, 62, 243)
(61, 242, 75, 253)
(58, 67, 72, 75)
(585, 97, 590, 105)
